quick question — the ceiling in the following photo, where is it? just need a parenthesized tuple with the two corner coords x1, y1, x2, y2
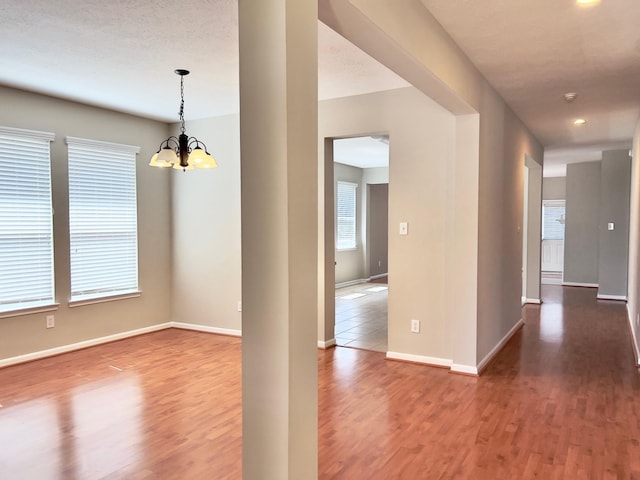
(0, 0, 407, 122)
(1, 0, 638, 176)
(421, 0, 640, 175)
(334, 136, 389, 169)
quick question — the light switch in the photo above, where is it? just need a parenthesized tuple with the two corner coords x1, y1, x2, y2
(608, 222, 615, 231)
(399, 222, 408, 235)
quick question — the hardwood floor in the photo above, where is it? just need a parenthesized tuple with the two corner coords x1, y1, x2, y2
(1, 285, 639, 479)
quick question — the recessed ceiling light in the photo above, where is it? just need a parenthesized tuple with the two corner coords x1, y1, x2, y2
(576, 0, 600, 5)
(574, 119, 587, 126)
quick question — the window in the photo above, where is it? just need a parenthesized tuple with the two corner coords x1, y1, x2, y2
(542, 199, 566, 241)
(67, 137, 140, 303)
(0, 126, 55, 314)
(336, 181, 357, 250)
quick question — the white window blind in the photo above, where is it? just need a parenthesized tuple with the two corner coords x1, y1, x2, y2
(542, 199, 566, 241)
(67, 137, 140, 302)
(336, 181, 357, 250)
(0, 126, 55, 313)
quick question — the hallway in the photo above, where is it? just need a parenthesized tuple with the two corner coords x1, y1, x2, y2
(319, 285, 640, 478)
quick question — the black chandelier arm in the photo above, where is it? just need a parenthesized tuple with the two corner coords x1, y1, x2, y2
(187, 137, 210, 153)
(157, 136, 180, 152)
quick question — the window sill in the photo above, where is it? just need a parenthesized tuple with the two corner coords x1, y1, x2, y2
(337, 247, 358, 252)
(69, 291, 141, 308)
(0, 303, 60, 319)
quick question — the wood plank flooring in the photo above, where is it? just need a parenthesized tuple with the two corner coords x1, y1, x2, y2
(1, 285, 639, 479)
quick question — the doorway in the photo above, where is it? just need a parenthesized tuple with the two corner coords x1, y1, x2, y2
(332, 135, 389, 352)
(541, 199, 566, 284)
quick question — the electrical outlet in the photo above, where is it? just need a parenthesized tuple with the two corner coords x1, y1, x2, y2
(46, 315, 55, 329)
(237, 301, 242, 312)
(411, 319, 420, 333)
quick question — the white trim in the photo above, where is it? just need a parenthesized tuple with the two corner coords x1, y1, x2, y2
(0, 323, 172, 368)
(171, 322, 241, 337)
(541, 277, 563, 285)
(450, 364, 478, 375)
(562, 282, 599, 288)
(68, 291, 141, 308)
(318, 338, 336, 349)
(386, 351, 452, 368)
(597, 294, 627, 301)
(65, 135, 140, 154)
(368, 273, 388, 281)
(0, 303, 59, 319)
(335, 278, 368, 289)
(627, 304, 640, 367)
(476, 318, 524, 374)
(524, 298, 542, 305)
(0, 125, 55, 142)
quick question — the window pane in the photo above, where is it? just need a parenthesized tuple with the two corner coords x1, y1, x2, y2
(0, 127, 55, 312)
(67, 137, 140, 301)
(542, 199, 565, 241)
(336, 182, 357, 250)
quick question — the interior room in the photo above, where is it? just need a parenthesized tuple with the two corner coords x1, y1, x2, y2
(1, 0, 640, 478)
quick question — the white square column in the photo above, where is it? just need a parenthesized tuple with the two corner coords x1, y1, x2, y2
(239, 1, 318, 479)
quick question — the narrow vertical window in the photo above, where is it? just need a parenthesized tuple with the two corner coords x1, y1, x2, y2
(0, 126, 55, 313)
(542, 200, 566, 240)
(336, 181, 357, 250)
(67, 137, 140, 303)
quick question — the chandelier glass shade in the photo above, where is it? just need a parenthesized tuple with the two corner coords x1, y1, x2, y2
(149, 69, 217, 171)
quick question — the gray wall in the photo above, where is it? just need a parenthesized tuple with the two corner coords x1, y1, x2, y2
(543, 177, 566, 200)
(564, 162, 601, 285)
(171, 114, 242, 332)
(367, 183, 388, 277)
(319, 2, 544, 370)
(598, 150, 631, 298)
(0, 86, 172, 361)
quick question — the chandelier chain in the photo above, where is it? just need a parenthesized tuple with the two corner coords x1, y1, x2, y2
(179, 75, 186, 135)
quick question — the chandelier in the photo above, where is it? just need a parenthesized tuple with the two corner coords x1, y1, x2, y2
(149, 69, 217, 171)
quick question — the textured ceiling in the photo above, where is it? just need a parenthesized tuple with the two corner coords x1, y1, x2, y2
(1, 0, 638, 173)
(0, 0, 408, 122)
(420, 0, 640, 169)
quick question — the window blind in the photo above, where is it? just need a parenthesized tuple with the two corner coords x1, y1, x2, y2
(336, 181, 357, 250)
(542, 199, 566, 241)
(67, 137, 140, 302)
(0, 126, 55, 313)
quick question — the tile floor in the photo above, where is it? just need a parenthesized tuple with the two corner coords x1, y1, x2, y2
(334, 282, 388, 352)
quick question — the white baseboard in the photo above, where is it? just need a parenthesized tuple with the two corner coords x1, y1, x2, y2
(386, 351, 452, 368)
(524, 298, 542, 305)
(476, 318, 524, 374)
(0, 323, 172, 368)
(562, 282, 598, 288)
(171, 322, 242, 337)
(627, 304, 640, 367)
(597, 294, 627, 301)
(450, 364, 478, 375)
(541, 278, 563, 285)
(318, 338, 336, 349)
(335, 278, 368, 289)
(368, 273, 388, 281)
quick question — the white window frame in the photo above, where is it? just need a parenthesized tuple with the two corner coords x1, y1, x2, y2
(0, 126, 57, 317)
(336, 181, 358, 250)
(66, 136, 140, 306)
